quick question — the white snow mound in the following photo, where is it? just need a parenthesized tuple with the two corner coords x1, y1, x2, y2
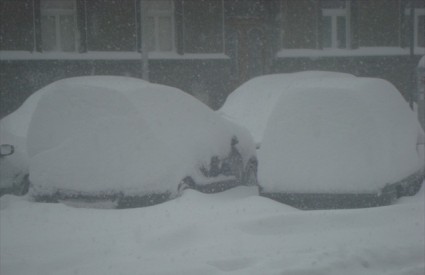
(219, 71, 356, 145)
(258, 76, 424, 193)
(27, 76, 256, 197)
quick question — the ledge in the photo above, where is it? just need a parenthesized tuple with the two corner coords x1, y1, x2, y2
(0, 51, 230, 61)
(276, 47, 425, 58)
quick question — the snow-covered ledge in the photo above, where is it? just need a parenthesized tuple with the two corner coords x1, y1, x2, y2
(0, 51, 230, 60)
(276, 47, 425, 58)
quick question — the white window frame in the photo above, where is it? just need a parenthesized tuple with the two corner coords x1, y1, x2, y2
(144, 0, 175, 53)
(41, 0, 78, 52)
(322, 1, 350, 49)
(405, 8, 425, 48)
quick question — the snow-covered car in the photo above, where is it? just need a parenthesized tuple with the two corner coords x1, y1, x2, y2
(24, 76, 257, 208)
(220, 72, 425, 209)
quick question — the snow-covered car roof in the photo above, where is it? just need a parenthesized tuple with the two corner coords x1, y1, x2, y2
(26, 76, 256, 198)
(218, 71, 356, 145)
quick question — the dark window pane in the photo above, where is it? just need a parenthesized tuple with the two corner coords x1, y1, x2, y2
(247, 29, 264, 79)
(60, 15, 76, 52)
(0, 0, 33, 51)
(225, 0, 266, 18)
(146, 0, 172, 10)
(146, 16, 155, 51)
(337, 16, 346, 48)
(418, 15, 424, 47)
(158, 16, 172, 51)
(322, 16, 332, 48)
(87, 0, 136, 51)
(321, 0, 346, 9)
(41, 15, 57, 51)
(183, 0, 223, 53)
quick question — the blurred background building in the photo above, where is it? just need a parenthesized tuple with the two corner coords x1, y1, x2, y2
(1, 0, 424, 119)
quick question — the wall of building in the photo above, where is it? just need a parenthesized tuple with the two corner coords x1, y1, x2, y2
(0, 0, 423, 119)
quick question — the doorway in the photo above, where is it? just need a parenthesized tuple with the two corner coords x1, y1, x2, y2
(228, 19, 267, 86)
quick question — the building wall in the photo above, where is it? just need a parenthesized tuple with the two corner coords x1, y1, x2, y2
(357, 0, 401, 47)
(0, 0, 423, 119)
(281, 0, 318, 49)
(274, 0, 423, 104)
(0, 0, 34, 51)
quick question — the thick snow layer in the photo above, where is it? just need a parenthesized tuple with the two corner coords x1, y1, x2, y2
(258, 77, 424, 193)
(219, 71, 356, 145)
(27, 76, 255, 197)
(1, 184, 424, 275)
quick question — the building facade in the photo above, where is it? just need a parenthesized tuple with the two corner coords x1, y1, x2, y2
(0, 0, 424, 118)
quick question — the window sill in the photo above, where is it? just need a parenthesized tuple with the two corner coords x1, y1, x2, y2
(0, 51, 230, 60)
(276, 47, 425, 58)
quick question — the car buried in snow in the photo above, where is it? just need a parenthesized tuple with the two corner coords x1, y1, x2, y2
(219, 72, 425, 209)
(21, 76, 257, 208)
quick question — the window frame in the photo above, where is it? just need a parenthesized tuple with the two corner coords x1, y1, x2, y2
(144, 0, 175, 53)
(40, 0, 78, 52)
(405, 8, 425, 48)
(322, 4, 350, 49)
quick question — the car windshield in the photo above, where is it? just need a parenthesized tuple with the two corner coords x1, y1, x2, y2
(0, 1, 424, 274)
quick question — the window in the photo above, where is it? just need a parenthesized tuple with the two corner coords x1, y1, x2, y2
(0, 0, 34, 51)
(321, 0, 350, 49)
(405, 8, 425, 48)
(87, 0, 136, 51)
(418, 11, 425, 47)
(144, 0, 174, 52)
(41, 0, 77, 52)
(183, 0, 224, 53)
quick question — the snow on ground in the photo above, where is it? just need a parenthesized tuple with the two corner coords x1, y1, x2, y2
(1, 183, 424, 275)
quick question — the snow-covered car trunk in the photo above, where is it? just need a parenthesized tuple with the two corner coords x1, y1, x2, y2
(24, 76, 257, 208)
(221, 72, 424, 209)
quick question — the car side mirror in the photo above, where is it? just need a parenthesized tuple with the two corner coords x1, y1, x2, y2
(0, 144, 15, 157)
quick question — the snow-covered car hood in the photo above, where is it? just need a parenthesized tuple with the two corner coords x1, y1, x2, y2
(25, 76, 256, 197)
